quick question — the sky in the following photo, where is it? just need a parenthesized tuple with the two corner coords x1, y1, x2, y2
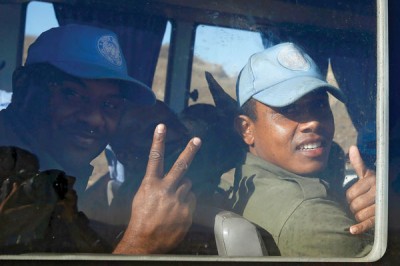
(25, 1, 264, 77)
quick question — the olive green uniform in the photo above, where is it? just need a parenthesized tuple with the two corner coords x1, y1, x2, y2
(231, 152, 373, 257)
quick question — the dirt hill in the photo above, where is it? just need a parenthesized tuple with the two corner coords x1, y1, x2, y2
(152, 45, 237, 103)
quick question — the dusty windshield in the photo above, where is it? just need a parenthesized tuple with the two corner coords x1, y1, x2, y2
(0, 0, 385, 261)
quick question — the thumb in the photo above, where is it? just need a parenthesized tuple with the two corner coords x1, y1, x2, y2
(349, 145, 367, 179)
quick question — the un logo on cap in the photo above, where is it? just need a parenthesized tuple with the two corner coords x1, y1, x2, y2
(277, 45, 310, 71)
(98, 35, 123, 66)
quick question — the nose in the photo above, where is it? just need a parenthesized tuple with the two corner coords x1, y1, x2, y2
(297, 108, 333, 134)
(298, 118, 321, 133)
(77, 104, 106, 130)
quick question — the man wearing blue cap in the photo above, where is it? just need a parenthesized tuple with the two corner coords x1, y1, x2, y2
(0, 24, 200, 254)
(232, 43, 375, 256)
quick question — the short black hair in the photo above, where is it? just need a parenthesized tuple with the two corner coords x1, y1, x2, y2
(11, 63, 75, 106)
(239, 98, 257, 121)
(8, 63, 75, 129)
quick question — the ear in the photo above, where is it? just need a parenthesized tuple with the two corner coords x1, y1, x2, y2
(234, 115, 255, 146)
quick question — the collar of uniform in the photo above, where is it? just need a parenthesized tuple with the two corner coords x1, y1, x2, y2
(243, 152, 328, 199)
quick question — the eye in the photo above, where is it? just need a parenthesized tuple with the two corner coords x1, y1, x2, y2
(103, 100, 118, 110)
(60, 88, 85, 104)
(102, 98, 125, 113)
(312, 99, 331, 112)
(278, 105, 298, 116)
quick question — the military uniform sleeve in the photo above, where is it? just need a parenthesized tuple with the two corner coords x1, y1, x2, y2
(278, 197, 373, 257)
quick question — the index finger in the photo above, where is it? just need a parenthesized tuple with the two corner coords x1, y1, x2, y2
(144, 124, 166, 179)
(350, 216, 375, 235)
(164, 137, 201, 188)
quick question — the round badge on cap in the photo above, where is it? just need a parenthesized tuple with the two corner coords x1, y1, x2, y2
(277, 45, 310, 71)
(97, 35, 123, 66)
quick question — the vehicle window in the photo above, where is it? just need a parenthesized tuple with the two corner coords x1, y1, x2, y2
(0, 0, 387, 262)
(153, 22, 171, 101)
(189, 25, 264, 105)
(189, 24, 357, 155)
(24, 1, 59, 64)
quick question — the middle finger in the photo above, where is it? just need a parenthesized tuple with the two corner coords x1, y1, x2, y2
(165, 137, 201, 190)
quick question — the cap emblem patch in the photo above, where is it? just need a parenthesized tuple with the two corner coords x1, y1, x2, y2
(97, 35, 123, 66)
(277, 46, 310, 71)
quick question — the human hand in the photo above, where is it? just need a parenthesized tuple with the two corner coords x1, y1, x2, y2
(346, 145, 376, 235)
(113, 124, 201, 254)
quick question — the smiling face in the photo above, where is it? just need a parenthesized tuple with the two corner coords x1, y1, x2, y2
(39, 78, 125, 171)
(237, 91, 335, 176)
(111, 100, 188, 174)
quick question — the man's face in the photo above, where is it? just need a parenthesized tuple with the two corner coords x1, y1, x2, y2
(111, 101, 187, 174)
(43, 78, 125, 170)
(245, 91, 334, 176)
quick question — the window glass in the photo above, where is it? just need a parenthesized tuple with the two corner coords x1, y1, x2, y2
(0, 0, 386, 262)
(190, 25, 264, 104)
(24, 2, 171, 101)
(24, 1, 59, 64)
(153, 22, 171, 101)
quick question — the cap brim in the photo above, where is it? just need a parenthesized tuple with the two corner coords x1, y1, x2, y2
(48, 60, 156, 106)
(252, 76, 346, 107)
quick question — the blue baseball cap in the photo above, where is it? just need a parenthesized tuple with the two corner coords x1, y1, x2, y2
(25, 24, 156, 105)
(236, 42, 345, 107)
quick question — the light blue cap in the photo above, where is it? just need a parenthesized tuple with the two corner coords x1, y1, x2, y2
(236, 42, 345, 107)
(25, 24, 156, 105)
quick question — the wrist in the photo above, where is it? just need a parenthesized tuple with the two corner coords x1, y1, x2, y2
(112, 227, 156, 254)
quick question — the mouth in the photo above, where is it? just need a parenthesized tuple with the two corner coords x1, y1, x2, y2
(297, 141, 323, 151)
(73, 133, 98, 147)
(295, 139, 330, 159)
(63, 129, 102, 149)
